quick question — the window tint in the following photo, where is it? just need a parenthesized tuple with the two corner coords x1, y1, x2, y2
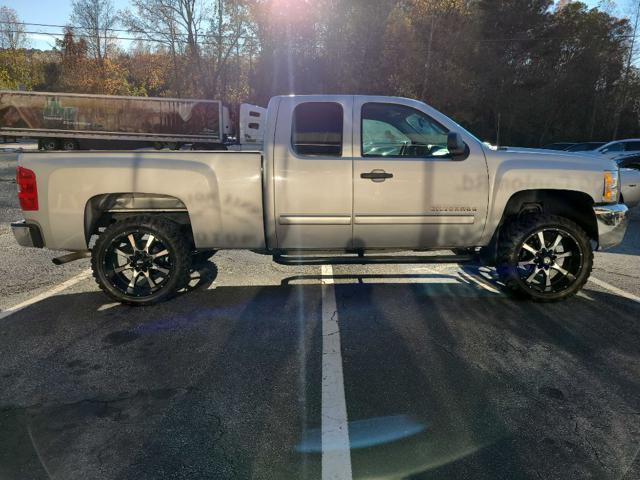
(361, 103, 449, 158)
(624, 141, 640, 151)
(291, 102, 343, 156)
(603, 142, 624, 153)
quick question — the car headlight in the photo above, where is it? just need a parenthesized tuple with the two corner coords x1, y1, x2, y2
(603, 170, 619, 202)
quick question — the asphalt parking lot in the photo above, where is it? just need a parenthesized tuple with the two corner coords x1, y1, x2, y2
(1, 150, 639, 479)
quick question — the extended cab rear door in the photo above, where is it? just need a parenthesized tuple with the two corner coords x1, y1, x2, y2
(352, 97, 489, 249)
(272, 96, 354, 249)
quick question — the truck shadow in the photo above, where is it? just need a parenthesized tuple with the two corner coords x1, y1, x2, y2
(0, 268, 638, 479)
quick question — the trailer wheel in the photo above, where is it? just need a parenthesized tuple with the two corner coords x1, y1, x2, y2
(62, 139, 77, 151)
(92, 216, 192, 305)
(40, 138, 59, 151)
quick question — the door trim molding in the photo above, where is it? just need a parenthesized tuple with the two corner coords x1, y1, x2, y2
(354, 215, 475, 225)
(279, 215, 352, 225)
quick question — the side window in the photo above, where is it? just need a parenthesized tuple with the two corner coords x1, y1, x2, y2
(624, 141, 640, 151)
(603, 143, 624, 153)
(291, 102, 343, 157)
(361, 103, 449, 158)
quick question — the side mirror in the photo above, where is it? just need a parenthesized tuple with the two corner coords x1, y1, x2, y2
(447, 132, 467, 158)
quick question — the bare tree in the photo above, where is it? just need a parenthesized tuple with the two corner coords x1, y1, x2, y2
(71, 0, 119, 62)
(123, 0, 206, 95)
(613, 0, 640, 138)
(0, 6, 28, 50)
(203, 0, 252, 98)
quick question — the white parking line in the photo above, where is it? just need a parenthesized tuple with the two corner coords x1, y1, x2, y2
(589, 276, 640, 304)
(320, 264, 353, 480)
(457, 267, 502, 294)
(0, 269, 92, 321)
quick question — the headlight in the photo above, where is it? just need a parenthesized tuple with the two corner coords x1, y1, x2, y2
(603, 170, 619, 203)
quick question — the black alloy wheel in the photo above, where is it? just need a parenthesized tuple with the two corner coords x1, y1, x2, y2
(515, 228, 583, 294)
(497, 214, 593, 301)
(92, 216, 191, 305)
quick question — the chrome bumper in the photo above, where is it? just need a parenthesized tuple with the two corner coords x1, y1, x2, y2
(11, 220, 44, 248)
(593, 204, 629, 250)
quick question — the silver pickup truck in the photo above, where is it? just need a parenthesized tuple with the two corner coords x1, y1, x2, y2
(11, 95, 629, 304)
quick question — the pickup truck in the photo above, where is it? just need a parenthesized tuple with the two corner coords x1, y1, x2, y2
(11, 95, 630, 305)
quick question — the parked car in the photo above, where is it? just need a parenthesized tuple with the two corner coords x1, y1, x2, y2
(613, 153, 640, 208)
(541, 142, 576, 150)
(11, 95, 629, 304)
(565, 142, 606, 152)
(615, 153, 640, 170)
(596, 139, 640, 158)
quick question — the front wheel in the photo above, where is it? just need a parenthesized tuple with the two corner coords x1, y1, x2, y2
(496, 214, 593, 302)
(91, 216, 191, 305)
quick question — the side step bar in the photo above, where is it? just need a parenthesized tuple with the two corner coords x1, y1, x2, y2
(52, 251, 91, 265)
(272, 254, 475, 266)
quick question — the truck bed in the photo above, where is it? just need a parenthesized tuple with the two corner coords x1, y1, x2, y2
(18, 150, 266, 251)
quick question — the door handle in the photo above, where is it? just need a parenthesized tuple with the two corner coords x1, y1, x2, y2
(361, 169, 393, 182)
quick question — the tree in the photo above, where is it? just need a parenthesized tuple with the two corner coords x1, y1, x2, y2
(0, 6, 28, 50)
(70, 0, 119, 62)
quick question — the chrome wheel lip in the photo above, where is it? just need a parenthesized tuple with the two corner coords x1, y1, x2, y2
(515, 227, 584, 295)
(103, 228, 174, 298)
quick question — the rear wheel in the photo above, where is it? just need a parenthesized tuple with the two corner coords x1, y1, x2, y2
(497, 214, 593, 302)
(91, 216, 191, 305)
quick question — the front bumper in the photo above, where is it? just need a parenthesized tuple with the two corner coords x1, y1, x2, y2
(593, 204, 629, 250)
(11, 220, 44, 248)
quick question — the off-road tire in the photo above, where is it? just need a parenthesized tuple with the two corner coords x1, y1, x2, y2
(496, 214, 593, 302)
(91, 216, 191, 306)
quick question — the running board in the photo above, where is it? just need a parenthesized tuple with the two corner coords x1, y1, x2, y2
(52, 251, 91, 265)
(272, 254, 475, 266)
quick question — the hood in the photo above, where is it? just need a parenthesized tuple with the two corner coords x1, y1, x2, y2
(487, 146, 618, 171)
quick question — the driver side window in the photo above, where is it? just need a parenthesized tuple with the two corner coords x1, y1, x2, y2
(361, 103, 449, 158)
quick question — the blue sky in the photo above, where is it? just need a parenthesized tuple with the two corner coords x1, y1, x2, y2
(2, 0, 607, 50)
(3, 0, 130, 50)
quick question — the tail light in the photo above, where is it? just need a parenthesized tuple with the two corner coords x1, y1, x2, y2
(16, 166, 38, 211)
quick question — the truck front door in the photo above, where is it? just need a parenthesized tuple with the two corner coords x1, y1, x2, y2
(352, 99, 489, 249)
(273, 97, 354, 249)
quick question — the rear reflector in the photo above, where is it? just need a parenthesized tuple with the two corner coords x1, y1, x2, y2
(16, 166, 38, 211)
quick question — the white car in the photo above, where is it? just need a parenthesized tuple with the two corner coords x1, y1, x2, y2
(596, 139, 640, 158)
(614, 153, 640, 208)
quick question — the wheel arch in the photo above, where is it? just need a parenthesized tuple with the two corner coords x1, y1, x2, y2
(500, 189, 597, 240)
(483, 189, 597, 264)
(85, 193, 195, 248)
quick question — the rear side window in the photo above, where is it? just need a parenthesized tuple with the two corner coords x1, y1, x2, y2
(291, 102, 343, 157)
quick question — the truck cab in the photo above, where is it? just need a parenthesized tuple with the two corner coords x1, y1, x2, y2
(262, 95, 489, 251)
